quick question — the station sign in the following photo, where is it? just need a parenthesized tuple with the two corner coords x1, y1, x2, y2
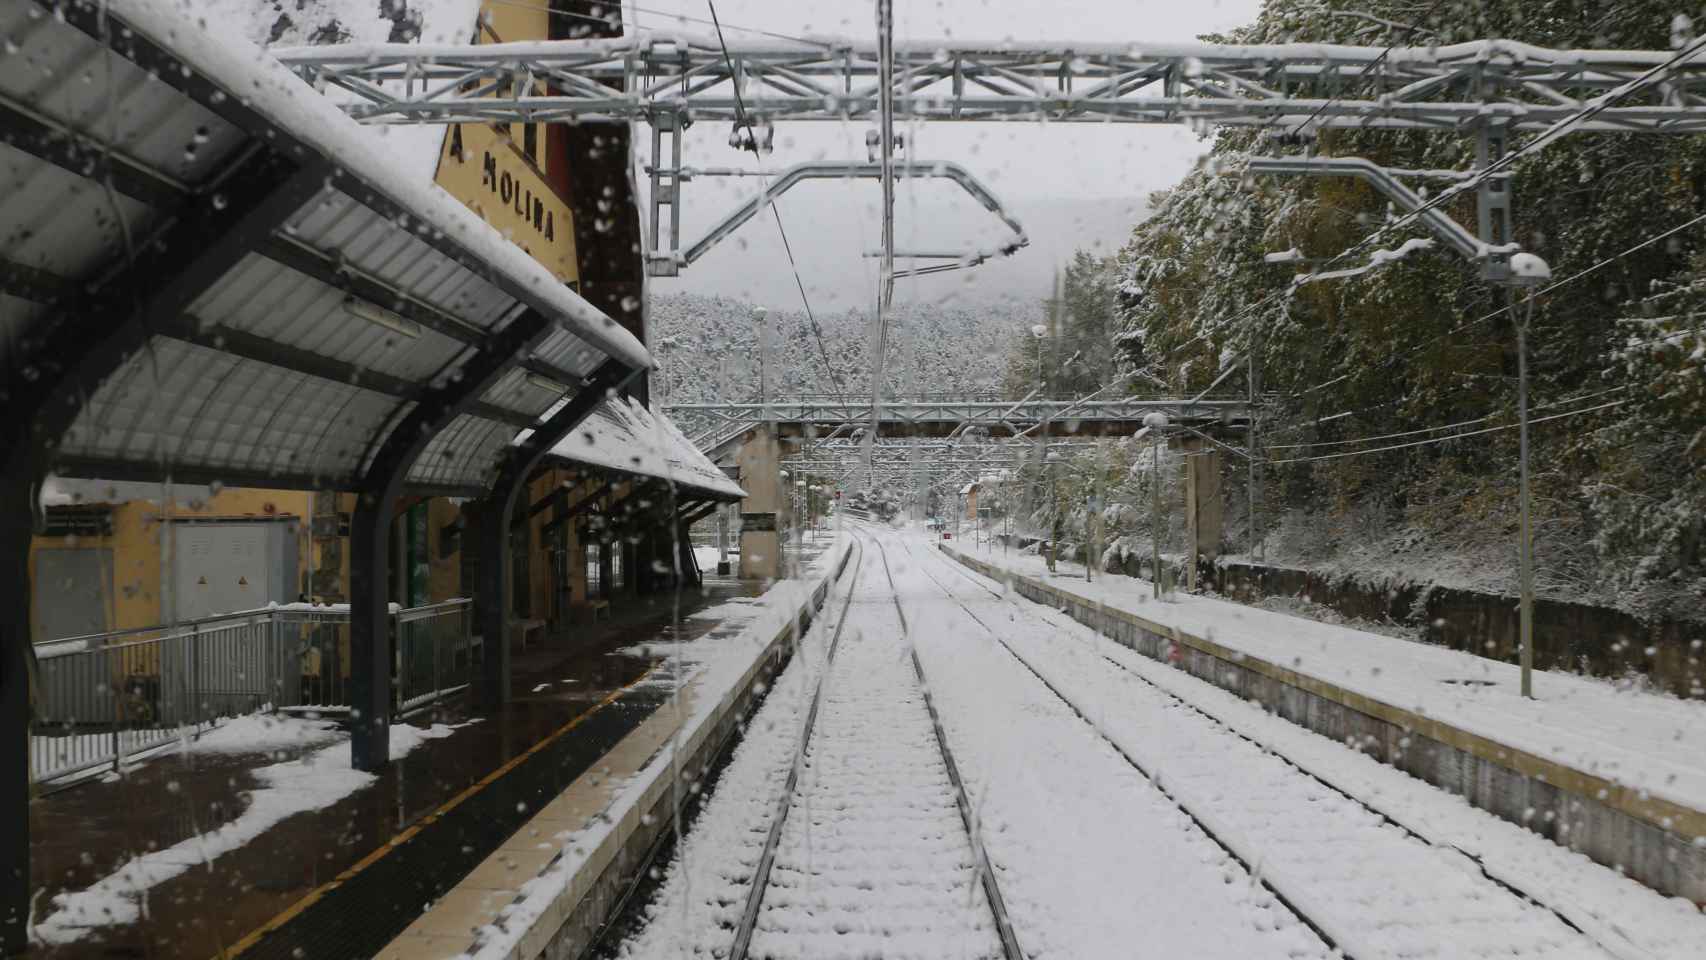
(740, 512, 778, 532)
(436, 126, 579, 285)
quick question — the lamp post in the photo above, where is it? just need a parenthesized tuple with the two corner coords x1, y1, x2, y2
(1507, 252, 1551, 700)
(1044, 450, 1061, 572)
(1030, 323, 1049, 562)
(1140, 412, 1170, 600)
(794, 479, 807, 565)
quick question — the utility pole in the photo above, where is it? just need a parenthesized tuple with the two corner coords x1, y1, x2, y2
(1144, 412, 1169, 599)
(1505, 252, 1550, 699)
(865, 0, 896, 490)
(1247, 333, 1264, 561)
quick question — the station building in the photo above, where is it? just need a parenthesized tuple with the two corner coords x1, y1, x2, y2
(21, 0, 740, 649)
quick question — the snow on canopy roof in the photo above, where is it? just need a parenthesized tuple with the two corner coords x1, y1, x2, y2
(960, 481, 979, 494)
(550, 398, 746, 501)
(106, 0, 649, 372)
(200, 0, 485, 185)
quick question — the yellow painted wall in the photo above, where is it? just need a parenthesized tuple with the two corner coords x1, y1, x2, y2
(28, 487, 314, 642)
(426, 497, 464, 602)
(433, 0, 579, 285)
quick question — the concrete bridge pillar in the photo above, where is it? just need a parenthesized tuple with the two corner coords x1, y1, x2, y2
(1180, 437, 1223, 590)
(735, 428, 783, 580)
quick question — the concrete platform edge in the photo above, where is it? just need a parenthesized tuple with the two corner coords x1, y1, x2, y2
(386, 539, 855, 960)
(942, 544, 1706, 904)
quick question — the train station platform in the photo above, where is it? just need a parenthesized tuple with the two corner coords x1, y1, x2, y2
(24, 550, 842, 959)
(938, 537, 1706, 906)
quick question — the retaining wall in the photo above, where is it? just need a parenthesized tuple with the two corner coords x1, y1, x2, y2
(1208, 560, 1706, 699)
(945, 546, 1706, 905)
(988, 533, 1705, 698)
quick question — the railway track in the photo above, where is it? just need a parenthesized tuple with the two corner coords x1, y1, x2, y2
(726, 528, 1023, 960)
(900, 535, 1624, 960)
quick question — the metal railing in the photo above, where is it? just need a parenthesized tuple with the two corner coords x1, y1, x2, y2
(396, 600, 476, 714)
(29, 599, 474, 788)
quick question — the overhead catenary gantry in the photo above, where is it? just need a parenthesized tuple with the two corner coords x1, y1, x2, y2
(671, 396, 1252, 449)
(272, 34, 1706, 131)
(274, 32, 1706, 280)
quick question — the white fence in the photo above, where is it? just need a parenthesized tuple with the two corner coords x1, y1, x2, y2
(30, 599, 473, 787)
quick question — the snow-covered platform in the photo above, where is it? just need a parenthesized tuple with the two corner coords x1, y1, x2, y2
(371, 537, 853, 960)
(941, 539, 1706, 905)
(25, 558, 844, 960)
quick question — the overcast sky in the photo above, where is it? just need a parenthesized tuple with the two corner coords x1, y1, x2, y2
(627, 0, 1265, 314)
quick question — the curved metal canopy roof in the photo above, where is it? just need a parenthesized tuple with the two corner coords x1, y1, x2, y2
(1, 0, 652, 499)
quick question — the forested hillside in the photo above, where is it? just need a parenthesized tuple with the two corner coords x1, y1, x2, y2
(996, 0, 1706, 618)
(650, 292, 1026, 412)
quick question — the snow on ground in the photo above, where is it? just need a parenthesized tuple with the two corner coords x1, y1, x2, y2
(178, 712, 343, 757)
(890, 537, 1330, 959)
(693, 544, 724, 571)
(897, 533, 1618, 960)
(32, 720, 459, 945)
(948, 538, 1706, 816)
(614, 554, 845, 956)
(745, 543, 997, 959)
(461, 536, 853, 959)
(195, 0, 480, 183)
(948, 555, 1706, 959)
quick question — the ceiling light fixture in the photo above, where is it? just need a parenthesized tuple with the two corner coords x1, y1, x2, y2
(344, 297, 422, 339)
(524, 372, 568, 393)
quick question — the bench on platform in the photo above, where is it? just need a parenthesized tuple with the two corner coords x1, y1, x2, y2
(509, 617, 546, 649)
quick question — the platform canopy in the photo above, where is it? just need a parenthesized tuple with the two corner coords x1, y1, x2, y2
(0, 0, 652, 500)
(545, 396, 746, 502)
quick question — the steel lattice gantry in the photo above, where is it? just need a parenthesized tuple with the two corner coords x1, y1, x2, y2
(0, 4, 657, 947)
(669, 397, 1250, 444)
(269, 31, 1706, 281)
(269, 33, 1706, 131)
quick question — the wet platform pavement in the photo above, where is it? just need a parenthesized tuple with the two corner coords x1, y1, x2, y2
(27, 576, 765, 960)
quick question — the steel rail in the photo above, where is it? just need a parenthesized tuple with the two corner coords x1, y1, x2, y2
(727, 535, 867, 960)
(586, 538, 858, 957)
(898, 539, 1345, 956)
(868, 530, 1026, 960)
(911, 540, 1628, 960)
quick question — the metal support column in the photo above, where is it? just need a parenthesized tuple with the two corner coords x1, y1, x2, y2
(347, 492, 394, 772)
(1476, 121, 1513, 282)
(1, 470, 31, 956)
(349, 307, 564, 770)
(478, 361, 637, 707)
(646, 113, 685, 276)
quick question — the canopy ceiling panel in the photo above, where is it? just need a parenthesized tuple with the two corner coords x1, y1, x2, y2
(407, 412, 513, 491)
(55, 338, 397, 485)
(529, 326, 607, 382)
(0, 293, 41, 341)
(187, 250, 472, 386)
(0, 143, 155, 279)
(480, 366, 552, 418)
(3, 0, 651, 499)
(0, 10, 244, 188)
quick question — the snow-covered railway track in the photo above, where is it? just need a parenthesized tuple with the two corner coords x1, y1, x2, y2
(902, 537, 1619, 960)
(730, 531, 1020, 960)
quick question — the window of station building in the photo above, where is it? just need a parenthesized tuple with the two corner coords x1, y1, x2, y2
(585, 542, 603, 597)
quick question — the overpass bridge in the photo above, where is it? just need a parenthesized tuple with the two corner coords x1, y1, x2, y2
(670, 395, 1253, 459)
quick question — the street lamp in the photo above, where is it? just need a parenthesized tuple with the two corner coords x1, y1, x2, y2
(1138, 412, 1170, 600)
(1044, 450, 1062, 572)
(1507, 251, 1550, 700)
